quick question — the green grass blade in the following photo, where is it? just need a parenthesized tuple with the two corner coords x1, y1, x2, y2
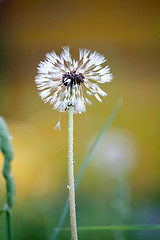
(52, 201, 69, 239)
(75, 98, 123, 189)
(52, 99, 122, 240)
(56, 224, 160, 232)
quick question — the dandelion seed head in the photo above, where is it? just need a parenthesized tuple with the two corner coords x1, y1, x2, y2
(35, 46, 113, 114)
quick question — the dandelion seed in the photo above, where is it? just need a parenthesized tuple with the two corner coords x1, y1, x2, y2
(35, 46, 113, 114)
(54, 121, 61, 131)
(54, 113, 61, 131)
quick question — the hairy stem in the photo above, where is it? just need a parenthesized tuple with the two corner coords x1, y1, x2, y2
(68, 106, 78, 240)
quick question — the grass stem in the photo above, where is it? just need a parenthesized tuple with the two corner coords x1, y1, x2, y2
(6, 210, 13, 240)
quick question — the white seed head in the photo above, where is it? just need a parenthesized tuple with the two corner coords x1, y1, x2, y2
(35, 46, 113, 114)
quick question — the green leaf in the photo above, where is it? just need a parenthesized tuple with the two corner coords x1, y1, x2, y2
(52, 99, 123, 240)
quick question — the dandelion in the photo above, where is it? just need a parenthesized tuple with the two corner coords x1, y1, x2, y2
(35, 47, 112, 240)
(35, 46, 112, 114)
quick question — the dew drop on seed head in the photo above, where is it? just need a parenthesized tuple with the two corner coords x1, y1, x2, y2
(67, 184, 70, 189)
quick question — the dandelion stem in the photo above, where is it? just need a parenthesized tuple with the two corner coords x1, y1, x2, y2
(68, 106, 78, 240)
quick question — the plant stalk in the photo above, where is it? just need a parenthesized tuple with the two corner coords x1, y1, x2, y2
(6, 210, 13, 240)
(0, 117, 15, 240)
(68, 106, 78, 240)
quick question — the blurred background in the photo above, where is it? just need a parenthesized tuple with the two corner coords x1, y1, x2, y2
(0, 0, 160, 239)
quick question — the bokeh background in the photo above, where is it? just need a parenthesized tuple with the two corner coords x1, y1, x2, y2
(0, 0, 160, 239)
